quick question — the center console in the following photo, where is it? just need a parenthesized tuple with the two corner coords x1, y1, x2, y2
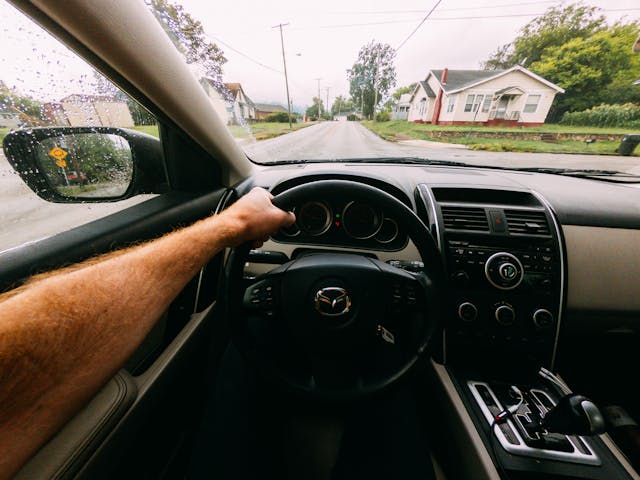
(417, 185, 635, 479)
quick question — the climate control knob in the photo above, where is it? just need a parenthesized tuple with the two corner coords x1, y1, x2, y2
(533, 308, 554, 329)
(495, 305, 516, 326)
(485, 252, 524, 290)
(458, 302, 478, 322)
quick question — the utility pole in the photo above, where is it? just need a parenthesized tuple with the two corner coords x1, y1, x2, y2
(324, 87, 330, 120)
(373, 51, 379, 121)
(272, 22, 292, 129)
(314, 78, 322, 120)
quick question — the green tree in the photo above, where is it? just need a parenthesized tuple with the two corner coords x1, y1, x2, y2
(0, 81, 46, 124)
(530, 22, 640, 120)
(305, 97, 324, 119)
(331, 95, 353, 115)
(483, 3, 605, 69)
(347, 41, 397, 119)
(147, 0, 226, 84)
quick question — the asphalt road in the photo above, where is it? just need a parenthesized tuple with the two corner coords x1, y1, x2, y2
(0, 151, 148, 253)
(246, 121, 640, 174)
(2, 122, 639, 253)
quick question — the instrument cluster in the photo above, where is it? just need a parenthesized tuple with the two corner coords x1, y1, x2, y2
(272, 199, 407, 250)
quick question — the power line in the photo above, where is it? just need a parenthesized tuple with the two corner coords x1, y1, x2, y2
(395, 0, 443, 52)
(208, 34, 283, 74)
(323, 1, 560, 15)
(289, 8, 640, 32)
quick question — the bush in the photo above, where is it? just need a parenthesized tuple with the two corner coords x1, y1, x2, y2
(347, 114, 358, 121)
(560, 103, 640, 128)
(375, 111, 391, 122)
(265, 112, 297, 123)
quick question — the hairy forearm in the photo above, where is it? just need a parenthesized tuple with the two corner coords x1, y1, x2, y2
(0, 211, 241, 478)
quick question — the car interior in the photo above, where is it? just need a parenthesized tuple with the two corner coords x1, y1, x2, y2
(2, 1, 640, 479)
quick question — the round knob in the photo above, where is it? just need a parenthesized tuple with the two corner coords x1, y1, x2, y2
(533, 308, 554, 329)
(458, 302, 478, 322)
(485, 252, 524, 290)
(498, 262, 518, 281)
(452, 270, 470, 286)
(495, 305, 515, 326)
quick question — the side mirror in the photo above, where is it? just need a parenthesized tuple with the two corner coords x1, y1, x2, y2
(2, 127, 169, 202)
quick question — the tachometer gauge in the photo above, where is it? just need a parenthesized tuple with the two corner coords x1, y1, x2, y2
(342, 202, 383, 240)
(297, 201, 332, 236)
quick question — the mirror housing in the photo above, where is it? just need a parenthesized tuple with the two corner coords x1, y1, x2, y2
(2, 127, 169, 202)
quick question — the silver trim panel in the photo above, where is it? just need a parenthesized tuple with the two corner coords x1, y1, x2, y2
(468, 381, 600, 466)
(530, 190, 565, 370)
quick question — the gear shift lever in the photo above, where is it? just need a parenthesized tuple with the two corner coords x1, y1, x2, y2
(541, 394, 606, 436)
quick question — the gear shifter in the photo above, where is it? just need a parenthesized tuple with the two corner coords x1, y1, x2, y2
(542, 394, 607, 436)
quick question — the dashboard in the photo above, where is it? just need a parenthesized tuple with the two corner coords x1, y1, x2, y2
(249, 162, 640, 369)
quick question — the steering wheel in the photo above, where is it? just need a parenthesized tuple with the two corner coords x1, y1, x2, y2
(225, 180, 444, 401)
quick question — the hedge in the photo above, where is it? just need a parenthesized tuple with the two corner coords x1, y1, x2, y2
(265, 112, 297, 123)
(560, 103, 640, 128)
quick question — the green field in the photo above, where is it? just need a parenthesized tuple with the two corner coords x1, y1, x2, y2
(361, 120, 638, 156)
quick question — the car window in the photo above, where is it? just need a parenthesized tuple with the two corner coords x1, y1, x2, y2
(0, 2, 158, 253)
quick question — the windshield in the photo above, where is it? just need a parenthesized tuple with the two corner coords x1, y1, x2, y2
(147, 0, 640, 174)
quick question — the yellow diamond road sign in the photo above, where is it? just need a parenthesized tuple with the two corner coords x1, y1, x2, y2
(49, 146, 68, 162)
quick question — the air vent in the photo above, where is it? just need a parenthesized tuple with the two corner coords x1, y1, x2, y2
(441, 206, 490, 232)
(505, 210, 550, 236)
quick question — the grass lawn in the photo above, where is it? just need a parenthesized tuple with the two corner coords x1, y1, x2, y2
(362, 120, 637, 156)
(0, 128, 8, 144)
(228, 121, 315, 141)
(133, 125, 159, 137)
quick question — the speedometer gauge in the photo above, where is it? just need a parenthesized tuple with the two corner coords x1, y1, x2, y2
(342, 202, 383, 239)
(297, 201, 332, 236)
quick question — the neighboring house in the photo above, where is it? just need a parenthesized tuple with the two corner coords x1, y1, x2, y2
(391, 93, 412, 120)
(225, 83, 255, 123)
(0, 109, 21, 128)
(44, 95, 134, 127)
(254, 103, 287, 120)
(407, 66, 564, 126)
(199, 78, 255, 124)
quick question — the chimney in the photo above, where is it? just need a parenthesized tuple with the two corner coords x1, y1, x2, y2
(441, 68, 449, 85)
(431, 67, 449, 125)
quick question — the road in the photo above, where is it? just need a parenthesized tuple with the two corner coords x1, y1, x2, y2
(0, 151, 148, 253)
(2, 121, 639, 253)
(246, 121, 640, 174)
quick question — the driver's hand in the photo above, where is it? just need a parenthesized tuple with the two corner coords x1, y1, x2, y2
(221, 187, 295, 248)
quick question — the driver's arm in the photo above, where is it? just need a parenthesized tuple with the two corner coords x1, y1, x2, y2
(0, 187, 295, 479)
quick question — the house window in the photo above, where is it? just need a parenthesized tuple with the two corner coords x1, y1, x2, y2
(482, 95, 492, 112)
(464, 94, 475, 112)
(472, 95, 483, 113)
(524, 94, 541, 113)
(419, 98, 427, 115)
(446, 95, 456, 113)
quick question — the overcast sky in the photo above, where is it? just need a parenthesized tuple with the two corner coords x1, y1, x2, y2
(1, 0, 639, 109)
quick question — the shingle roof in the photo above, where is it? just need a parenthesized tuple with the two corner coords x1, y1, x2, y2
(430, 69, 507, 92)
(255, 103, 287, 113)
(419, 80, 436, 98)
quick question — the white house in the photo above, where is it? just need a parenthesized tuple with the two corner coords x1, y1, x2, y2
(391, 93, 412, 120)
(199, 79, 255, 125)
(43, 95, 134, 127)
(0, 109, 21, 128)
(407, 66, 564, 126)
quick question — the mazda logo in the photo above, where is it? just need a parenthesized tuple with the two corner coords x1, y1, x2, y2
(314, 287, 351, 317)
